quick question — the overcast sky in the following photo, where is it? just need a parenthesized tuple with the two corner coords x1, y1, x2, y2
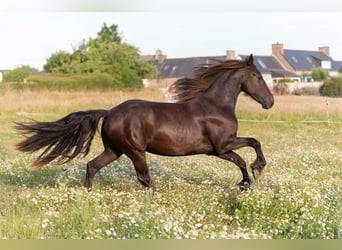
(1, 1, 342, 70)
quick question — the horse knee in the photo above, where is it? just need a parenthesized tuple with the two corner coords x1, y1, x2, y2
(249, 138, 261, 149)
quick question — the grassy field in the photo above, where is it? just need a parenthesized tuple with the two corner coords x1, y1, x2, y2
(0, 88, 341, 239)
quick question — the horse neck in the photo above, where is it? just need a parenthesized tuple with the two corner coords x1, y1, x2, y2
(202, 71, 242, 109)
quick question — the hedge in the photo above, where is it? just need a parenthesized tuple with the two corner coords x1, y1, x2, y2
(319, 77, 342, 97)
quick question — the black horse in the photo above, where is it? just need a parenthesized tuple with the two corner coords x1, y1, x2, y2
(15, 54, 274, 190)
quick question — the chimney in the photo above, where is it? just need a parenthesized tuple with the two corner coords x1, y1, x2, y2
(272, 42, 284, 56)
(155, 49, 166, 64)
(226, 50, 235, 60)
(271, 42, 294, 72)
(318, 46, 330, 56)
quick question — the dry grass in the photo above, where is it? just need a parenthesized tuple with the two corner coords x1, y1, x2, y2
(0, 88, 165, 114)
(237, 95, 342, 122)
(238, 95, 342, 116)
(2, 88, 341, 116)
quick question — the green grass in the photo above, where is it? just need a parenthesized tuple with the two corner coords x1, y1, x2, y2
(0, 90, 341, 239)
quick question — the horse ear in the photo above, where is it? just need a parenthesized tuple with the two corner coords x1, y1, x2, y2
(246, 54, 254, 65)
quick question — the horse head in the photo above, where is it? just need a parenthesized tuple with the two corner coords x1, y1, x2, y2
(240, 54, 274, 109)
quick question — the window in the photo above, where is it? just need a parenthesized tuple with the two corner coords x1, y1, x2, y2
(291, 56, 298, 63)
(257, 59, 267, 69)
(306, 57, 312, 63)
(321, 61, 331, 69)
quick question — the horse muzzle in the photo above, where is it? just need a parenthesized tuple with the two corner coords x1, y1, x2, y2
(262, 95, 274, 109)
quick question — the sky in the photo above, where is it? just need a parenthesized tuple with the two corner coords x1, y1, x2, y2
(1, 1, 342, 70)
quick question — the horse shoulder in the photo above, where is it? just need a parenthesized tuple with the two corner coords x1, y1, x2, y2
(196, 104, 238, 155)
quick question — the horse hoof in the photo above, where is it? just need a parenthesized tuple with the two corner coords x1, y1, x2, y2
(252, 167, 262, 180)
(237, 180, 250, 191)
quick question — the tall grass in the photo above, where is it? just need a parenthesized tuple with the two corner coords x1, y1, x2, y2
(0, 88, 341, 239)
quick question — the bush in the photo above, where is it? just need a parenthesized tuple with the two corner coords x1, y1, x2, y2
(319, 77, 342, 97)
(312, 67, 329, 81)
(278, 78, 293, 84)
(3, 65, 37, 83)
(13, 73, 139, 91)
(292, 87, 320, 96)
(273, 82, 289, 95)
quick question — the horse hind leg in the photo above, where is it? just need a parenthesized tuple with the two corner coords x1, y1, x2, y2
(127, 151, 155, 191)
(85, 148, 121, 191)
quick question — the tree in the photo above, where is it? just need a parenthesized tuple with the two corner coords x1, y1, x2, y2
(43, 23, 156, 88)
(44, 51, 73, 73)
(96, 23, 121, 45)
(311, 67, 329, 81)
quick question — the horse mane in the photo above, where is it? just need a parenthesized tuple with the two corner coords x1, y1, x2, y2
(173, 59, 249, 102)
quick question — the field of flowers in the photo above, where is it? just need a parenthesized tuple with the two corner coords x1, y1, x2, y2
(0, 89, 341, 239)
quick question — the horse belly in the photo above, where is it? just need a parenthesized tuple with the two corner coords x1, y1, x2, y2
(146, 131, 212, 156)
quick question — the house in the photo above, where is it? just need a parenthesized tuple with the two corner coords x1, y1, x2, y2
(238, 54, 300, 84)
(148, 49, 227, 88)
(145, 44, 342, 88)
(272, 43, 342, 80)
(0, 70, 4, 82)
(147, 49, 299, 88)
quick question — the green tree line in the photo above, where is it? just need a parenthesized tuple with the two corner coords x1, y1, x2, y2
(43, 23, 156, 88)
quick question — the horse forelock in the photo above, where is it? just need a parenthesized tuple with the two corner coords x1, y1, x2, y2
(174, 59, 250, 102)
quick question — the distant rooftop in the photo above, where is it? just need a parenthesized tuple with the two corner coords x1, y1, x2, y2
(283, 49, 332, 71)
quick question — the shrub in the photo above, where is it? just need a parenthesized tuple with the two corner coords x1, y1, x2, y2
(3, 65, 37, 83)
(278, 78, 293, 84)
(319, 77, 342, 97)
(292, 87, 320, 96)
(15, 73, 134, 91)
(273, 81, 289, 95)
(312, 67, 329, 81)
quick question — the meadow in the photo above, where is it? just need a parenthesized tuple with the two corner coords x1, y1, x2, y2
(0, 88, 341, 239)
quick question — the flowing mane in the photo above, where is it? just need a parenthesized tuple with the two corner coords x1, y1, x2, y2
(173, 59, 249, 102)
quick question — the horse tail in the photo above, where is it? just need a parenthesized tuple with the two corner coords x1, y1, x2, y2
(14, 109, 108, 168)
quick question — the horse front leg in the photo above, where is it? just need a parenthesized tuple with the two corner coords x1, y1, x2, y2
(225, 137, 267, 180)
(217, 151, 251, 190)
